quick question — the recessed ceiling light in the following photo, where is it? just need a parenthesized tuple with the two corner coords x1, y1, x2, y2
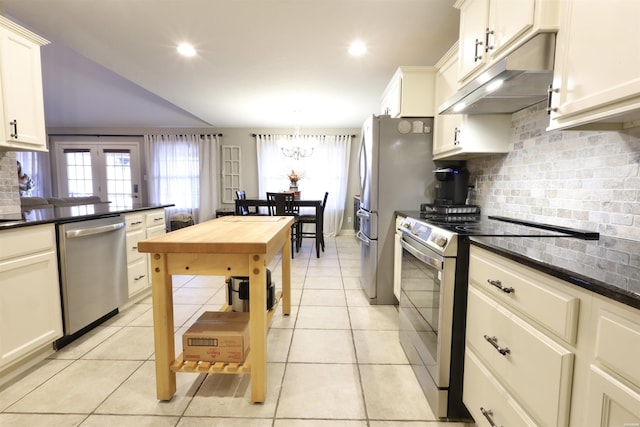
(348, 41, 367, 56)
(177, 43, 196, 57)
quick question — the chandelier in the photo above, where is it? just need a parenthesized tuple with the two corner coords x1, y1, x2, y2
(278, 130, 318, 160)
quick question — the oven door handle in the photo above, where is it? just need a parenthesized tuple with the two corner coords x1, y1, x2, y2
(399, 238, 443, 271)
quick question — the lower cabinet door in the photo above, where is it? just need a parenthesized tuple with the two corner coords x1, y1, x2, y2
(464, 349, 537, 426)
(586, 365, 640, 427)
(0, 251, 62, 368)
(466, 285, 574, 426)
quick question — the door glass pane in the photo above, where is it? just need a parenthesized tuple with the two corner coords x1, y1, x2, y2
(65, 150, 93, 196)
(104, 150, 132, 209)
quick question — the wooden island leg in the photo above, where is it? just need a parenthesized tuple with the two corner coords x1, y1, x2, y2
(281, 227, 291, 315)
(249, 253, 268, 403)
(150, 253, 177, 401)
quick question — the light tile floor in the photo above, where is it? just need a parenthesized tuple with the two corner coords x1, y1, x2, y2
(0, 235, 476, 427)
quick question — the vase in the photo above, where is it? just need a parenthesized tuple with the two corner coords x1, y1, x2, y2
(289, 181, 300, 199)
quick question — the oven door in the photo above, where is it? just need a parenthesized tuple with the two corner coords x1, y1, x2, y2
(398, 232, 456, 417)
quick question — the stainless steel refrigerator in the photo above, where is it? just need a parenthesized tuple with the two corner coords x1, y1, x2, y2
(356, 114, 436, 304)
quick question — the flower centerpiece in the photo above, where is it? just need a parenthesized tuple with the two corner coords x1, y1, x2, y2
(287, 169, 302, 199)
(287, 169, 300, 189)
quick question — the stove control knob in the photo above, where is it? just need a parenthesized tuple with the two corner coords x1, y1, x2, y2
(433, 234, 448, 248)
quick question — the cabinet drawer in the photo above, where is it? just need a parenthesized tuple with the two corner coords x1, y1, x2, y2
(125, 229, 145, 263)
(125, 214, 144, 231)
(145, 210, 165, 228)
(585, 365, 640, 427)
(594, 308, 640, 388)
(0, 224, 55, 261)
(464, 349, 536, 426)
(127, 257, 149, 296)
(467, 285, 574, 426)
(469, 246, 580, 343)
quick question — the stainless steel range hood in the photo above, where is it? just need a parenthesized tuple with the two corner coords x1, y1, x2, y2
(438, 33, 556, 115)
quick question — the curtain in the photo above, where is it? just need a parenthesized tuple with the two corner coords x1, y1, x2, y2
(144, 134, 220, 224)
(256, 133, 351, 236)
(16, 151, 53, 198)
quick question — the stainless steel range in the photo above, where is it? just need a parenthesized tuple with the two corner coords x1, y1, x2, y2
(398, 216, 470, 420)
(397, 214, 599, 420)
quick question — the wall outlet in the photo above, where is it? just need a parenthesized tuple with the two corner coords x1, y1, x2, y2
(347, 216, 352, 223)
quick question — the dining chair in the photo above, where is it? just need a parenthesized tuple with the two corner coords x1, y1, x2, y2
(236, 190, 249, 215)
(236, 190, 265, 215)
(266, 192, 300, 258)
(297, 191, 328, 258)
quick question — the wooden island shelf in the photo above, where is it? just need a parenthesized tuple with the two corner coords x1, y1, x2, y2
(138, 215, 293, 403)
(169, 294, 282, 376)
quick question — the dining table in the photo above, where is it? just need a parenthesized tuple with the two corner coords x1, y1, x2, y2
(137, 215, 294, 403)
(235, 196, 324, 257)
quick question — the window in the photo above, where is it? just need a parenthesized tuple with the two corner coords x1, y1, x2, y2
(104, 150, 133, 208)
(51, 137, 142, 209)
(64, 149, 93, 197)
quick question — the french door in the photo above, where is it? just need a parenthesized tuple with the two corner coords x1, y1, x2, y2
(51, 139, 142, 209)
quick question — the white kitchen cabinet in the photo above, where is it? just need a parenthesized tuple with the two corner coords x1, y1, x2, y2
(467, 244, 640, 427)
(547, 0, 640, 131)
(433, 44, 511, 160)
(0, 16, 48, 152)
(455, 0, 558, 84)
(466, 285, 574, 426)
(145, 209, 166, 283)
(380, 66, 436, 118)
(124, 209, 165, 299)
(584, 299, 640, 426)
(124, 213, 149, 298)
(464, 349, 537, 426)
(0, 225, 62, 371)
(466, 246, 584, 426)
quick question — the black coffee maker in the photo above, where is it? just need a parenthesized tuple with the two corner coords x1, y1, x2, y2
(434, 167, 470, 206)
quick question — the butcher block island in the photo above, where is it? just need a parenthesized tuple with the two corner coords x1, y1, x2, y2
(137, 215, 294, 403)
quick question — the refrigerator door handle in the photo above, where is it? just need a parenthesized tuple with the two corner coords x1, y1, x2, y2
(356, 230, 370, 245)
(356, 208, 371, 220)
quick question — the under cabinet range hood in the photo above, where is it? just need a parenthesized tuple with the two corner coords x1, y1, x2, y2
(439, 33, 556, 115)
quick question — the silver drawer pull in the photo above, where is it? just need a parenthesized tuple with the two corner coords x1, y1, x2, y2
(487, 279, 514, 294)
(134, 275, 146, 281)
(480, 407, 502, 427)
(484, 335, 511, 356)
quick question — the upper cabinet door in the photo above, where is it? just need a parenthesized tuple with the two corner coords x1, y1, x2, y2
(488, 0, 535, 57)
(457, 0, 490, 81)
(0, 18, 48, 152)
(548, 0, 640, 130)
(456, 0, 558, 85)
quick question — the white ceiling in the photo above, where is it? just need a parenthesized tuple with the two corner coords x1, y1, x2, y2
(1, 0, 459, 129)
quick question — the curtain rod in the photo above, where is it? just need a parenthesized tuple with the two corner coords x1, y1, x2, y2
(251, 133, 356, 137)
(48, 133, 223, 138)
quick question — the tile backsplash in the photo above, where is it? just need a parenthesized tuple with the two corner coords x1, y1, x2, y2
(467, 102, 640, 241)
(0, 151, 20, 214)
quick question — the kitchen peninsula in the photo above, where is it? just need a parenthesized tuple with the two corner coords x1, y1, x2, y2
(137, 215, 294, 403)
(0, 203, 173, 386)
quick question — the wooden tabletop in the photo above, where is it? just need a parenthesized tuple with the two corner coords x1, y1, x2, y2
(138, 215, 294, 255)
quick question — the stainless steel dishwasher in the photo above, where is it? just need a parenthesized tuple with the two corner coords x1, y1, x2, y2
(56, 215, 128, 348)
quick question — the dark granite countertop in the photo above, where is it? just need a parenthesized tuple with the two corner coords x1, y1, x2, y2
(470, 235, 640, 310)
(0, 203, 174, 230)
